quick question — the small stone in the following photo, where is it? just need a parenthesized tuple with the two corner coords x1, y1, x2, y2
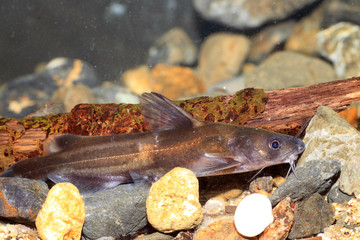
(259, 197, 294, 240)
(194, 218, 246, 240)
(123, 64, 205, 99)
(197, 33, 250, 87)
(244, 51, 336, 91)
(92, 81, 140, 104)
(146, 167, 203, 233)
(269, 159, 341, 206)
(82, 182, 150, 239)
(148, 28, 197, 66)
(0, 223, 39, 240)
(331, 198, 360, 226)
(248, 21, 296, 63)
(288, 193, 335, 239)
(203, 197, 227, 215)
(327, 185, 353, 204)
(317, 22, 360, 78)
(297, 106, 360, 197)
(249, 176, 273, 193)
(234, 193, 273, 237)
(36, 182, 85, 240)
(323, 225, 360, 240)
(193, 0, 318, 29)
(53, 83, 97, 112)
(135, 232, 173, 240)
(0, 177, 48, 222)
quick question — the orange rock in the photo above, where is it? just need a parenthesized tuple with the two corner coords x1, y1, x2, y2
(194, 218, 253, 240)
(259, 197, 294, 240)
(35, 183, 85, 240)
(338, 106, 358, 128)
(123, 64, 205, 99)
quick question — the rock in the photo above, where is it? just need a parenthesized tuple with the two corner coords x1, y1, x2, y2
(288, 193, 335, 239)
(0, 223, 39, 240)
(194, 217, 246, 240)
(259, 197, 294, 240)
(207, 75, 246, 95)
(248, 21, 296, 63)
(244, 51, 336, 90)
(148, 28, 197, 66)
(135, 232, 173, 240)
(197, 33, 250, 87)
(269, 159, 341, 206)
(285, 3, 324, 55)
(173, 231, 194, 240)
(146, 167, 202, 233)
(323, 225, 360, 240)
(234, 193, 273, 237)
(36, 182, 85, 240)
(203, 189, 243, 215)
(0, 177, 48, 222)
(193, 0, 318, 29)
(317, 22, 360, 78)
(327, 185, 353, 204)
(249, 176, 273, 193)
(53, 83, 97, 112)
(321, 0, 360, 27)
(82, 182, 150, 239)
(297, 106, 360, 197)
(123, 64, 205, 99)
(92, 81, 140, 104)
(0, 58, 97, 118)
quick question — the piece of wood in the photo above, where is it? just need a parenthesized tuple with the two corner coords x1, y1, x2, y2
(1, 77, 360, 171)
(244, 77, 360, 134)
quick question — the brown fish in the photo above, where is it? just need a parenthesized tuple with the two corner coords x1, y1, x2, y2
(1, 92, 305, 193)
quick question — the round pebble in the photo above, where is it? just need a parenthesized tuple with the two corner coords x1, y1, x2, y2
(234, 193, 273, 237)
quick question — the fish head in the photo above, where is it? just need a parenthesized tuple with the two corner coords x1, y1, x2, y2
(227, 128, 305, 171)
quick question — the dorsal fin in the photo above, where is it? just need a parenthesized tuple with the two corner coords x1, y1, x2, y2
(140, 92, 204, 131)
(43, 134, 84, 155)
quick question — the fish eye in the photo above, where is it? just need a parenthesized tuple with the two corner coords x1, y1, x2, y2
(269, 139, 281, 150)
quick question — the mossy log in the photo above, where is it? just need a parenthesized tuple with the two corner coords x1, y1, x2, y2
(1, 77, 360, 172)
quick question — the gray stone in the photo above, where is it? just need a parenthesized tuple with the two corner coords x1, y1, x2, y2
(147, 28, 197, 66)
(0, 177, 48, 223)
(297, 106, 360, 197)
(81, 182, 150, 240)
(269, 159, 341, 206)
(327, 185, 353, 204)
(288, 193, 335, 239)
(193, 0, 318, 29)
(135, 232, 173, 240)
(317, 22, 360, 78)
(244, 51, 335, 91)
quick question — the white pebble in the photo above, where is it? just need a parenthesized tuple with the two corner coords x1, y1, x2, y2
(234, 193, 273, 237)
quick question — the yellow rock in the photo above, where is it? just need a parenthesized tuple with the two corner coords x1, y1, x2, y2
(36, 183, 85, 240)
(146, 167, 203, 233)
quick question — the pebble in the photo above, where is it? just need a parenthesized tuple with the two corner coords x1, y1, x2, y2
(321, 0, 360, 27)
(259, 197, 294, 240)
(82, 182, 150, 239)
(123, 64, 205, 99)
(36, 182, 85, 240)
(0, 177, 48, 222)
(317, 22, 360, 78)
(249, 176, 273, 193)
(194, 217, 245, 240)
(297, 106, 360, 197)
(248, 20, 296, 63)
(147, 28, 197, 66)
(269, 159, 341, 206)
(285, 3, 324, 55)
(197, 33, 250, 87)
(244, 51, 336, 91)
(0, 223, 39, 240)
(193, 0, 318, 29)
(288, 193, 335, 239)
(326, 185, 353, 204)
(146, 167, 203, 233)
(92, 81, 140, 104)
(234, 193, 273, 237)
(135, 232, 173, 240)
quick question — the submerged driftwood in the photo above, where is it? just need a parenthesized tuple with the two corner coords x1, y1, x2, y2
(1, 77, 360, 172)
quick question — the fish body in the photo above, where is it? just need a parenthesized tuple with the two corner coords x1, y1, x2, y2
(1, 92, 305, 192)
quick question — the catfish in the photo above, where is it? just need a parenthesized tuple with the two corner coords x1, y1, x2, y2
(1, 92, 305, 193)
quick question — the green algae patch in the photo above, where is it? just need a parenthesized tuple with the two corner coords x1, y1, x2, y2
(179, 88, 268, 125)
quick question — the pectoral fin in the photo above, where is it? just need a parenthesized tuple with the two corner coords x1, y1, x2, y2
(190, 153, 241, 177)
